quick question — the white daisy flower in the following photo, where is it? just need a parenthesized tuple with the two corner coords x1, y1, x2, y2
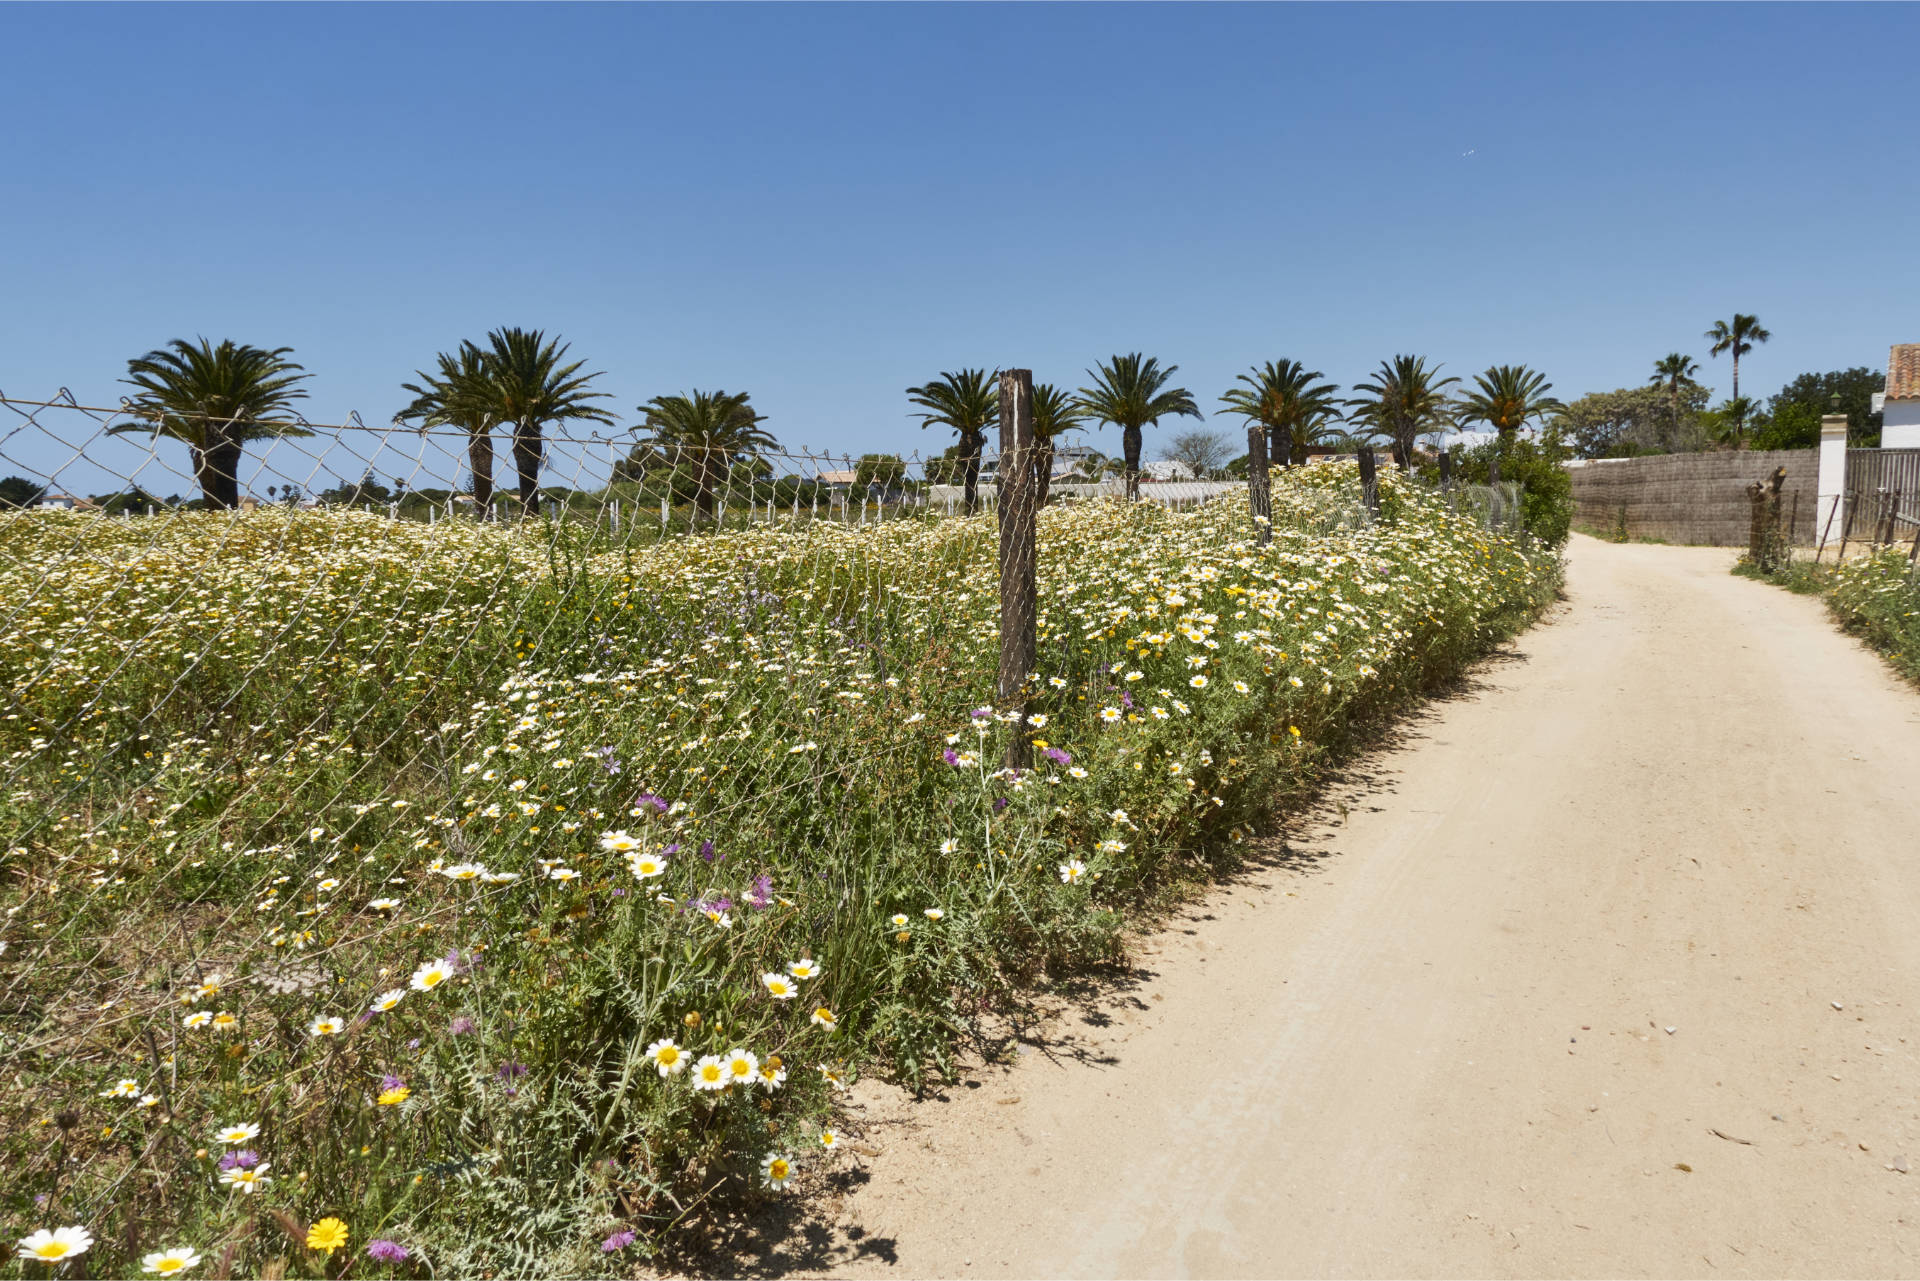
(16, 1226, 93, 1263)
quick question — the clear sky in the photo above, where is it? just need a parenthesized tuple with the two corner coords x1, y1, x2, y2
(2, 2, 1915, 495)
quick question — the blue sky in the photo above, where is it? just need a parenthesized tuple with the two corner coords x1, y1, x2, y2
(2, 2, 1915, 495)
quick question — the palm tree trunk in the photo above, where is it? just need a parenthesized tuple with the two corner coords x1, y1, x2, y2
(1034, 438, 1054, 508)
(962, 434, 981, 516)
(1123, 425, 1142, 501)
(468, 429, 495, 520)
(512, 422, 542, 517)
(196, 435, 244, 509)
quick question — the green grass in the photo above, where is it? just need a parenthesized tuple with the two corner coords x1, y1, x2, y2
(0, 464, 1560, 1277)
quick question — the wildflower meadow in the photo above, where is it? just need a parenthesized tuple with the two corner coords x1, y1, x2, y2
(1, 463, 1558, 1276)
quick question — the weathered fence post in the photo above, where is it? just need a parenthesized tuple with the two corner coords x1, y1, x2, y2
(1357, 447, 1379, 521)
(1838, 489, 1860, 563)
(997, 369, 1037, 770)
(1245, 423, 1271, 547)
(1437, 448, 1452, 490)
(1765, 467, 1786, 568)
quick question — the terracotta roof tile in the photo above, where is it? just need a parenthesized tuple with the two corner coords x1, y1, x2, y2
(1890, 344, 1920, 401)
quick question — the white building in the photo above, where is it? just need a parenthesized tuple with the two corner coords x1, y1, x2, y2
(1880, 344, 1920, 448)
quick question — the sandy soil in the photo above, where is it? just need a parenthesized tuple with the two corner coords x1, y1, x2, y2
(787, 535, 1920, 1279)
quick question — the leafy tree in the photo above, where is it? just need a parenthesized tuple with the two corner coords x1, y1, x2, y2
(473, 328, 615, 517)
(1160, 428, 1234, 479)
(1217, 359, 1345, 466)
(906, 369, 998, 514)
(1753, 367, 1887, 449)
(1345, 355, 1459, 468)
(397, 343, 503, 518)
(96, 488, 163, 516)
(317, 471, 396, 507)
(1705, 313, 1771, 405)
(1030, 382, 1088, 507)
(853, 453, 907, 491)
(921, 443, 967, 487)
(1648, 353, 1701, 439)
(1076, 354, 1202, 500)
(0, 476, 46, 508)
(1454, 364, 1561, 448)
(1554, 384, 1711, 457)
(633, 390, 775, 521)
(112, 338, 312, 509)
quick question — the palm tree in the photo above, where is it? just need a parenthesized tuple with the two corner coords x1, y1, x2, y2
(396, 342, 502, 518)
(1714, 395, 1760, 449)
(1030, 382, 1088, 507)
(1648, 352, 1700, 438)
(1705, 314, 1770, 404)
(633, 389, 776, 521)
(1346, 355, 1461, 467)
(1076, 354, 1202, 500)
(1217, 359, 1345, 466)
(113, 338, 312, 509)
(1453, 364, 1561, 448)
(471, 328, 616, 516)
(906, 369, 999, 515)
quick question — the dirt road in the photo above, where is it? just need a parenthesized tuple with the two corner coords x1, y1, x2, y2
(811, 536, 1920, 1278)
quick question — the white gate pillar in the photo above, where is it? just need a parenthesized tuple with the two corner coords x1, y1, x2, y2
(1816, 414, 1849, 551)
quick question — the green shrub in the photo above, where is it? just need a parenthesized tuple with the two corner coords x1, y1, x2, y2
(1446, 436, 1574, 547)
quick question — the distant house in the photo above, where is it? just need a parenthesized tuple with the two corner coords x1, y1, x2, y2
(1881, 344, 1920, 449)
(1141, 459, 1196, 482)
(817, 469, 858, 491)
(979, 445, 1102, 482)
(36, 494, 97, 511)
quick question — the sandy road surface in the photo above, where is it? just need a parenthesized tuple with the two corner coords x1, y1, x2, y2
(803, 536, 1920, 1279)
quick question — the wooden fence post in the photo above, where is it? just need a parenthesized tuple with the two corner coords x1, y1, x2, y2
(997, 369, 1037, 769)
(1747, 479, 1768, 565)
(1245, 423, 1271, 546)
(1437, 448, 1452, 490)
(1357, 447, 1379, 521)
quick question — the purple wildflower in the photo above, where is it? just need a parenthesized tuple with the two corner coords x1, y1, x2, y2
(661, 842, 682, 857)
(380, 1074, 407, 1093)
(942, 749, 961, 767)
(633, 792, 668, 814)
(1044, 747, 1072, 766)
(698, 839, 718, 863)
(611, 887, 627, 897)
(1121, 691, 1135, 710)
(970, 706, 992, 721)
(601, 1230, 637, 1254)
(406, 1038, 421, 1050)
(993, 797, 1009, 813)
(366, 1239, 410, 1263)
(449, 1016, 477, 1036)
(497, 1061, 527, 1081)
(595, 745, 622, 776)
(745, 874, 773, 910)
(218, 1149, 259, 1171)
